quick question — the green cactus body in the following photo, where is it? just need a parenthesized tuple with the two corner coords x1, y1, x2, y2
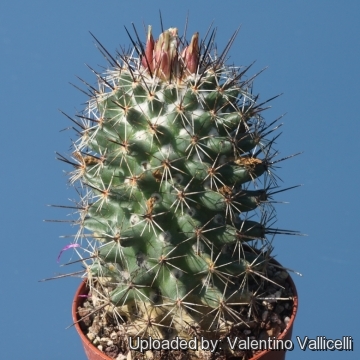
(60, 24, 297, 358)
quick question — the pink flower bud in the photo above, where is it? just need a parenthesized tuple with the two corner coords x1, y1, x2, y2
(182, 32, 199, 74)
(141, 26, 154, 72)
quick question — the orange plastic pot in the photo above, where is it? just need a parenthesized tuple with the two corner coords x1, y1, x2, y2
(73, 272, 298, 360)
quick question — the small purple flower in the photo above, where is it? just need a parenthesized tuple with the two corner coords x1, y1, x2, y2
(57, 243, 80, 263)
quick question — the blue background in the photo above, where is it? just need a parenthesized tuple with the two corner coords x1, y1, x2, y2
(0, 0, 358, 358)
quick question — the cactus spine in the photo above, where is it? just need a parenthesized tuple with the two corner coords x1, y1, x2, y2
(59, 24, 298, 359)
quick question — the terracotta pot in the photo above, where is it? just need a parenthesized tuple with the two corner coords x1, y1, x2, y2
(73, 269, 298, 360)
(245, 270, 298, 360)
(72, 282, 110, 360)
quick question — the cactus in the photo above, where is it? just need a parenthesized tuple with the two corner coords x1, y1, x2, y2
(56, 23, 299, 360)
